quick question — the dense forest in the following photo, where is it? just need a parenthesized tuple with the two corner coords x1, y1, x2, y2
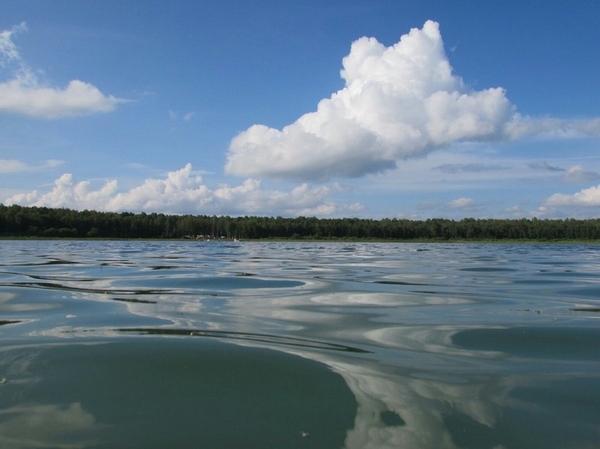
(1, 204, 600, 241)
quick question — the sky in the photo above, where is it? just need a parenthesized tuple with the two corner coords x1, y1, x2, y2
(1, 0, 600, 220)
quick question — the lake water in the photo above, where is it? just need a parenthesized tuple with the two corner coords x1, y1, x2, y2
(0, 240, 599, 448)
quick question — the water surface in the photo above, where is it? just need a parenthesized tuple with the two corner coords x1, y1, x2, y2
(0, 240, 599, 448)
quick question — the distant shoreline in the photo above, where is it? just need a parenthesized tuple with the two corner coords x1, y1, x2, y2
(1, 236, 599, 245)
(2, 204, 600, 242)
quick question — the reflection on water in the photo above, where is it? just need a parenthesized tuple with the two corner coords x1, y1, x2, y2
(0, 240, 599, 448)
(0, 339, 356, 449)
(0, 402, 99, 449)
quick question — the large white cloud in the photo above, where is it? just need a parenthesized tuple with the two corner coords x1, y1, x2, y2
(225, 20, 600, 182)
(226, 20, 513, 180)
(5, 164, 351, 216)
(0, 22, 126, 119)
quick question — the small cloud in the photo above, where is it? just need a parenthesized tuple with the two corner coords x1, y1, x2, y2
(0, 159, 28, 173)
(0, 159, 65, 174)
(433, 163, 507, 174)
(448, 197, 477, 210)
(527, 161, 564, 172)
(0, 23, 127, 119)
(503, 205, 528, 218)
(168, 110, 196, 122)
(347, 202, 364, 212)
(0, 22, 27, 66)
(0, 78, 127, 119)
(296, 202, 338, 216)
(46, 159, 64, 168)
(127, 162, 149, 170)
(563, 165, 600, 183)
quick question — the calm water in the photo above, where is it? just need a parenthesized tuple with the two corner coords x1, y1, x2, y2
(0, 240, 599, 448)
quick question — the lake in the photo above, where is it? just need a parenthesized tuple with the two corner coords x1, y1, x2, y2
(0, 240, 599, 448)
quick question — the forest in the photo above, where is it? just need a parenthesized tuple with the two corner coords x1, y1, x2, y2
(1, 204, 600, 241)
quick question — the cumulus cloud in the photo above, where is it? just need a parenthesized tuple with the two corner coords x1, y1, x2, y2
(544, 184, 600, 207)
(0, 22, 127, 119)
(5, 164, 351, 216)
(0, 78, 127, 119)
(7, 173, 119, 210)
(225, 20, 600, 182)
(226, 21, 513, 180)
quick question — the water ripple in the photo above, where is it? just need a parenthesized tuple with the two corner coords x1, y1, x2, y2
(116, 327, 372, 353)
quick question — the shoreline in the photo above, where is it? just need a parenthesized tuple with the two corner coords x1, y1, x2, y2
(2, 236, 599, 244)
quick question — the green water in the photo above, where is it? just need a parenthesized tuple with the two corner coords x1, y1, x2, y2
(0, 240, 599, 448)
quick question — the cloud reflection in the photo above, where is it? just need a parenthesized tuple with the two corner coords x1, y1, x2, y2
(3, 241, 600, 448)
(0, 403, 101, 449)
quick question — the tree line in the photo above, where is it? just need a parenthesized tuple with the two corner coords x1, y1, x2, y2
(1, 204, 600, 241)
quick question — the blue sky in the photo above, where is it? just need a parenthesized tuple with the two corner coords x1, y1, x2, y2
(1, 0, 599, 219)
